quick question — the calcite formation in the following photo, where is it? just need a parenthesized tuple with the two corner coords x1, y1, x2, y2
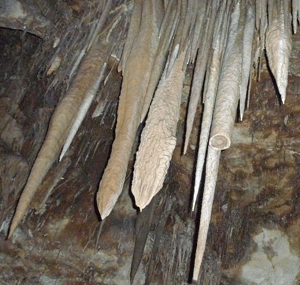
(2, 0, 300, 283)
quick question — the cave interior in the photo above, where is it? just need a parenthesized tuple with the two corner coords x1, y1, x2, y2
(1, 0, 300, 284)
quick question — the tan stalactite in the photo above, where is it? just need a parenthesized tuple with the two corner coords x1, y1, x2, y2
(159, 0, 177, 39)
(171, 0, 187, 52)
(180, 0, 198, 59)
(87, 0, 113, 52)
(292, 0, 298, 33)
(132, 47, 186, 211)
(192, 1, 228, 211)
(266, 0, 292, 104)
(255, 0, 261, 31)
(192, 3, 245, 273)
(258, 0, 268, 79)
(183, 0, 218, 154)
(192, 146, 221, 282)
(118, 0, 143, 75)
(140, 0, 178, 122)
(268, 0, 274, 26)
(96, 0, 162, 219)
(189, 0, 207, 64)
(59, 62, 107, 161)
(8, 38, 110, 238)
(239, 3, 255, 120)
(209, 1, 243, 151)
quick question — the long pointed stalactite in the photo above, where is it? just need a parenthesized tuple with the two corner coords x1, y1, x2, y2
(8, 30, 113, 238)
(239, 2, 255, 120)
(6, 0, 300, 283)
(183, 0, 218, 154)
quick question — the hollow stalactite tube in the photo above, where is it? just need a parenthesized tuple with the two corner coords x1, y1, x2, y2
(209, 1, 243, 150)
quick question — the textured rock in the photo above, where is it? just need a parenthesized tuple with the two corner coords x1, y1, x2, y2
(240, 228, 300, 285)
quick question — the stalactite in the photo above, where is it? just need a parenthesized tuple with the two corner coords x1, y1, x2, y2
(239, 3, 255, 120)
(180, 0, 198, 60)
(292, 0, 298, 33)
(118, 0, 143, 74)
(193, 146, 221, 282)
(192, 0, 228, 211)
(192, 1, 245, 279)
(183, 0, 218, 154)
(266, 0, 292, 103)
(172, 0, 187, 52)
(140, 0, 179, 122)
(255, 0, 261, 31)
(132, 46, 186, 210)
(209, 0, 243, 151)
(297, 0, 300, 24)
(258, 0, 268, 78)
(268, 0, 274, 26)
(189, 0, 207, 63)
(59, 62, 107, 161)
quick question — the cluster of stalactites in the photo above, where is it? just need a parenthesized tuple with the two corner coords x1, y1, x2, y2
(7, 0, 297, 283)
(98, 0, 295, 282)
(188, 0, 294, 282)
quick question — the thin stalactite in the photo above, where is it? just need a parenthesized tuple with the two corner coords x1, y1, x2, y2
(192, 1, 228, 211)
(292, 0, 298, 33)
(183, 0, 219, 154)
(193, 146, 221, 282)
(193, 1, 245, 280)
(118, 0, 143, 75)
(239, 2, 255, 120)
(59, 62, 107, 161)
(140, 0, 179, 122)
(189, 0, 207, 64)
